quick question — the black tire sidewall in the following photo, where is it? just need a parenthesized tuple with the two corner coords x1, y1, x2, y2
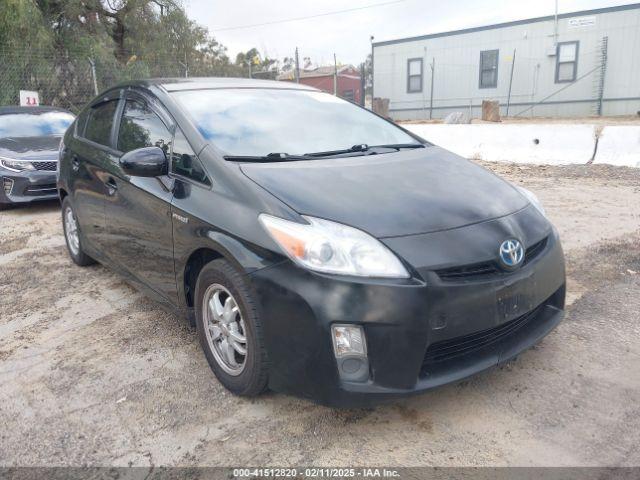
(195, 259, 268, 396)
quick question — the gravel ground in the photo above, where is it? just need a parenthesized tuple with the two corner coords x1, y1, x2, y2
(0, 162, 639, 467)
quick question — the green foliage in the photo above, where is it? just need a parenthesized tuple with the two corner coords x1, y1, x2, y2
(0, 0, 279, 110)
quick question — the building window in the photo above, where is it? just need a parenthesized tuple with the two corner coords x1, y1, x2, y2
(407, 58, 423, 93)
(479, 49, 499, 89)
(555, 41, 579, 83)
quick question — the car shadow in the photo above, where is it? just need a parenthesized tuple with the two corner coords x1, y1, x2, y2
(1, 199, 60, 215)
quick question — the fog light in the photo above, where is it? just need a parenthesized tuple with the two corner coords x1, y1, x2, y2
(3, 178, 14, 195)
(332, 324, 369, 383)
(332, 324, 366, 357)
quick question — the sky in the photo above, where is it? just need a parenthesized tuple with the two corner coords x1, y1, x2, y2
(183, 0, 634, 66)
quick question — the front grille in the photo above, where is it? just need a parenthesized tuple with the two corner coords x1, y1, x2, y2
(436, 237, 549, 281)
(31, 161, 57, 171)
(523, 237, 548, 266)
(437, 262, 499, 280)
(422, 303, 545, 367)
(25, 183, 57, 195)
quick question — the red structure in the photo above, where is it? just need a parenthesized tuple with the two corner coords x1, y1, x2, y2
(278, 65, 362, 104)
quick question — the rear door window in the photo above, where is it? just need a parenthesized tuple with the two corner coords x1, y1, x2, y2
(84, 100, 118, 147)
(117, 99, 172, 156)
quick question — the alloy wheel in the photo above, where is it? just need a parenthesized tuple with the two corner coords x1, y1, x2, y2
(202, 284, 248, 376)
(64, 206, 80, 256)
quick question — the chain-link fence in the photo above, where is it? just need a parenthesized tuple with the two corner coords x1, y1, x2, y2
(0, 45, 270, 113)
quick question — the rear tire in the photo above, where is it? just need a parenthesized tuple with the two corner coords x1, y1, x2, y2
(195, 259, 268, 396)
(61, 197, 95, 266)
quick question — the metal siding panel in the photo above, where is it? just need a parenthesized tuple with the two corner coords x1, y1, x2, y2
(377, 7, 640, 119)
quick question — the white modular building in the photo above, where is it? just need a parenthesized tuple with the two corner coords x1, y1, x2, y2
(372, 3, 640, 119)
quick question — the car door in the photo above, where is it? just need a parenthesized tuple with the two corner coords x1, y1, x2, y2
(67, 91, 122, 255)
(167, 128, 214, 307)
(102, 91, 178, 303)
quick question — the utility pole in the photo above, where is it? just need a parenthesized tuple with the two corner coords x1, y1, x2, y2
(88, 58, 98, 95)
(333, 53, 338, 95)
(370, 35, 375, 101)
(506, 49, 516, 117)
(360, 63, 366, 106)
(294, 47, 300, 83)
(429, 57, 435, 120)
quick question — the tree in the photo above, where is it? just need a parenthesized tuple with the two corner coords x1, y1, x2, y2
(280, 56, 294, 72)
(361, 53, 373, 96)
(0, 0, 277, 108)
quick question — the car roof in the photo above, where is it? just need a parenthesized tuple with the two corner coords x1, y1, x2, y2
(115, 77, 318, 93)
(0, 106, 73, 116)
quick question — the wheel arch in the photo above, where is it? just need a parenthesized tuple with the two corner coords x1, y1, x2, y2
(182, 247, 225, 309)
(179, 232, 272, 310)
(58, 187, 68, 201)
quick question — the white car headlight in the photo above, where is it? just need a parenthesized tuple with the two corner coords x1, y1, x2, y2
(0, 157, 35, 172)
(516, 186, 546, 217)
(259, 214, 409, 278)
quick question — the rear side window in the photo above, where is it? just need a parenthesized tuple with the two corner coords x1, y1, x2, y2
(84, 100, 118, 146)
(118, 99, 172, 155)
(171, 129, 210, 186)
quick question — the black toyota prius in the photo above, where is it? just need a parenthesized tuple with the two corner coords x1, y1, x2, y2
(0, 106, 74, 208)
(57, 78, 565, 407)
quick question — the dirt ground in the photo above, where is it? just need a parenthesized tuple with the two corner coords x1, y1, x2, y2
(1, 162, 639, 467)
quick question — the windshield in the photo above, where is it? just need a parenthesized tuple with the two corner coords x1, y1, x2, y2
(172, 89, 420, 157)
(0, 111, 75, 138)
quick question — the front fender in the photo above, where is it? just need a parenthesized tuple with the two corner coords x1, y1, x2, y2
(173, 217, 285, 309)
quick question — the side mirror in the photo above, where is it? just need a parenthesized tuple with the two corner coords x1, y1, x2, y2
(120, 146, 168, 177)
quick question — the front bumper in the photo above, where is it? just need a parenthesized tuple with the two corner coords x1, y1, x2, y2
(0, 167, 58, 205)
(250, 208, 566, 407)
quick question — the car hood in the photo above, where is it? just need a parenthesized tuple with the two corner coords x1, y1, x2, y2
(0, 136, 61, 161)
(240, 146, 529, 238)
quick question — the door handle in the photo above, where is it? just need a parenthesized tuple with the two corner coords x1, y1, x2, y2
(105, 177, 118, 196)
(71, 156, 80, 172)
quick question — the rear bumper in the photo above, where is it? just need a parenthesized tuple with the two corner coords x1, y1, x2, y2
(250, 227, 566, 408)
(0, 168, 58, 205)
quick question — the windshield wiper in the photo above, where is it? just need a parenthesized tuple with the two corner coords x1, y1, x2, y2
(225, 143, 427, 163)
(224, 152, 311, 162)
(303, 143, 425, 157)
(303, 144, 370, 157)
(369, 143, 426, 150)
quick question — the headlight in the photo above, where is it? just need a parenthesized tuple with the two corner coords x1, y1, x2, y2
(0, 157, 35, 172)
(259, 214, 410, 278)
(516, 186, 545, 217)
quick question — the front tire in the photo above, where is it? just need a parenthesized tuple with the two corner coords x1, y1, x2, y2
(195, 259, 268, 396)
(61, 197, 95, 266)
